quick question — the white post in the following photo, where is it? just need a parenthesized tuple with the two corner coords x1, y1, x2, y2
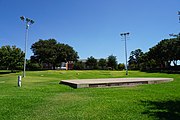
(18, 76, 22, 87)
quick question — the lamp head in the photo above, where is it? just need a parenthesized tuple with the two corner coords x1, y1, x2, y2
(26, 18, 31, 22)
(30, 20, 34, 24)
(20, 16, 25, 21)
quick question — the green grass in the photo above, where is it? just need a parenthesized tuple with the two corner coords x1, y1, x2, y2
(0, 70, 179, 120)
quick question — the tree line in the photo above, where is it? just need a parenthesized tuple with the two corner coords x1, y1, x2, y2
(73, 55, 125, 70)
(0, 39, 78, 71)
(1, 37, 179, 72)
(128, 37, 180, 71)
(0, 38, 124, 71)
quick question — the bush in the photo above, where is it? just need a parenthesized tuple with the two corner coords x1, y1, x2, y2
(118, 63, 125, 70)
(27, 62, 42, 71)
(73, 61, 85, 70)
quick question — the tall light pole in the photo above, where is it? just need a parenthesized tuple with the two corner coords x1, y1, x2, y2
(20, 16, 34, 77)
(120, 32, 130, 75)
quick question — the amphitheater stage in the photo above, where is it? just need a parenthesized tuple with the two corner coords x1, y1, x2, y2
(60, 78, 173, 88)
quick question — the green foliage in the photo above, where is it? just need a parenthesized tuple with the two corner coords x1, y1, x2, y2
(0, 45, 24, 72)
(107, 55, 118, 70)
(0, 70, 179, 120)
(31, 39, 57, 67)
(86, 56, 98, 69)
(73, 61, 85, 70)
(31, 39, 79, 69)
(130, 38, 180, 71)
(118, 63, 125, 70)
(147, 38, 180, 68)
(98, 58, 107, 69)
(26, 60, 42, 70)
(128, 49, 143, 70)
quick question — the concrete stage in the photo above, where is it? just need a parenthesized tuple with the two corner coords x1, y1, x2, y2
(60, 78, 173, 88)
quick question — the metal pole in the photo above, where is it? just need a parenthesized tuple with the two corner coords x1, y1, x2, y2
(124, 34, 128, 75)
(20, 16, 34, 78)
(23, 24, 29, 77)
(120, 32, 129, 75)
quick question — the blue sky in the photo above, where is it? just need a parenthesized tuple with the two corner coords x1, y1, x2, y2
(0, 0, 179, 63)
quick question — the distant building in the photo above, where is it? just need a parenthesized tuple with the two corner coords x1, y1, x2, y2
(56, 61, 74, 70)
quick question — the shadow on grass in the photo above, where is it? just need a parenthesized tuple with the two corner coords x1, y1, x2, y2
(141, 67, 180, 74)
(141, 70, 180, 74)
(141, 100, 180, 120)
(0, 71, 13, 75)
(0, 70, 21, 75)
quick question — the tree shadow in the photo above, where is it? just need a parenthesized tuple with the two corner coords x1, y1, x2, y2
(141, 69, 180, 74)
(141, 100, 180, 120)
(0, 70, 21, 75)
(0, 71, 13, 75)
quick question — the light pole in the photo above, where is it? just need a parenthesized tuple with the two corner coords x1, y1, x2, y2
(20, 16, 34, 77)
(120, 32, 130, 75)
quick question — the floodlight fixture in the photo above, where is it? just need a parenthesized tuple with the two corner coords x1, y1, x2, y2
(30, 20, 35, 24)
(20, 16, 25, 21)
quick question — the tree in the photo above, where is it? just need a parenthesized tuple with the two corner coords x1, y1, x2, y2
(139, 52, 157, 71)
(55, 43, 78, 66)
(0, 45, 24, 72)
(137, 38, 180, 71)
(118, 63, 125, 70)
(128, 49, 143, 70)
(31, 39, 79, 69)
(86, 56, 98, 69)
(26, 60, 41, 70)
(107, 55, 117, 70)
(31, 39, 57, 69)
(147, 39, 178, 69)
(98, 58, 107, 69)
(168, 38, 180, 66)
(73, 61, 85, 70)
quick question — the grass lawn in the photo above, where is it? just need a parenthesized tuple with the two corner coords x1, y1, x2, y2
(0, 70, 179, 120)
